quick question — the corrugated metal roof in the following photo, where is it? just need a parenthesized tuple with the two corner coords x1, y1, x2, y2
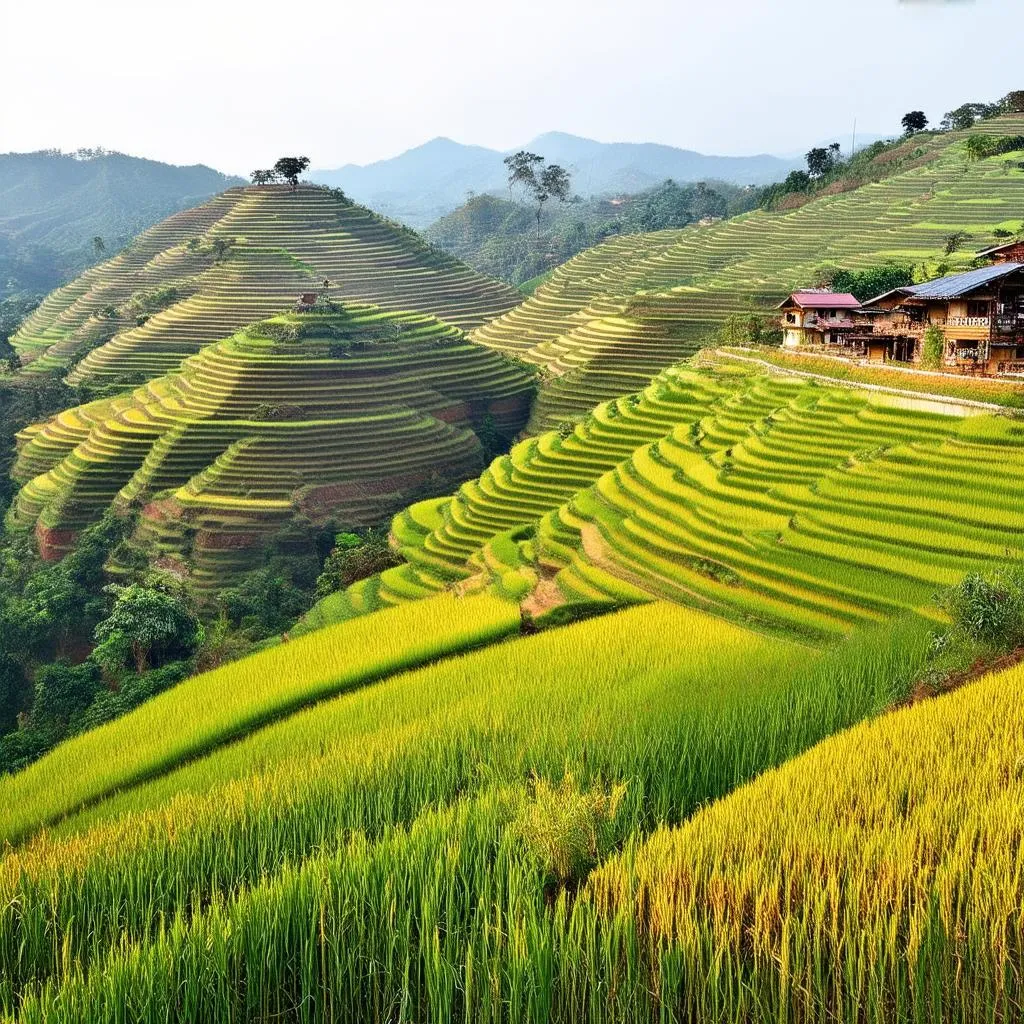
(906, 263, 1024, 299)
(864, 263, 1024, 306)
(780, 291, 861, 309)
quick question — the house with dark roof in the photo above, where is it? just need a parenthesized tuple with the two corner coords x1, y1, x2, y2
(976, 240, 1024, 265)
(778, 290, 863, 351)
(855, 263, 1024, 372)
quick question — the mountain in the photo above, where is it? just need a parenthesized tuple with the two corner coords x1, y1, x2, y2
(312, 133, 802, 226)
(0, 150, 244, 299)
(10, 183, 522, 385)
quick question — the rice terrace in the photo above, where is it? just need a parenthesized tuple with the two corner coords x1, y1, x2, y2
(1, 1, 1024, 1021)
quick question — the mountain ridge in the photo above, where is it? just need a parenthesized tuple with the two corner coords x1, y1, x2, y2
(312, 132, 804, 226)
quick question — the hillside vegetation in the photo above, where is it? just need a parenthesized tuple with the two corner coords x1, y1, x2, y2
(9, 184, 522, 387)
(7, 303, 535, 581)
(472, 114, 1024, 431)
(306, 361, 1024, 640)
(0, 150, 242, 301)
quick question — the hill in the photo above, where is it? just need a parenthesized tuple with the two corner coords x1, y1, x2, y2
(304, 358, 1024, 634)
(8, 303, 535, 583)
(423, 180, 749, 287)
(470, 114, 1024, 431)
(8, 183, 523, 388)
(0, 149, 243, 300)
(312, 133, 800, 226)
(1, 357, 1022, 1020)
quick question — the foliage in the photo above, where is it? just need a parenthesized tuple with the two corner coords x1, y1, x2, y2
(920, 323, 945, 368)
(937, 567, 1024, 652)
(944, 229, 969, 254)
(824, 260, 915, 301)
(514, 774, 626, 887)
(92, 575, 201, 676)
(720, 312, 782, 346)
(963, 133, 1024, 161)
(221, 563, 319, 638)
(805, 142, 842, 178)
(941, 101, 1001, 131)
(503, 151, 573, 235)
(272, 156, 311, 190)
(901, 110, 928, 134)
(314, 530, 402, 599)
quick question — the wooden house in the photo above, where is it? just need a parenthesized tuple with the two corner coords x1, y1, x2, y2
(853, 263, 1024, 372)
(778, 291, 862, 351)
(976, 240, 1024, 264)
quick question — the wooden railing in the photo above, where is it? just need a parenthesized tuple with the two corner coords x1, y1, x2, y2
(946, 316, 990, 328)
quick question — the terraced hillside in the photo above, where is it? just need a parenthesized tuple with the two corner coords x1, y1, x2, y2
(305, 360, 1024, 642)
(8, 303, 535, 582)
(473, 115, 1024, 430)
(10, 184, 522, 387)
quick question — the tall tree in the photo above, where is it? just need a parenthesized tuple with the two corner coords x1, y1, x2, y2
(805, 146, 839, 178)
(250, 169, 277, 185)
(91, 236, 106, 257)
(901, 110, 928, 135)
(272, 156, 310, 191)
(503, 152, 573, 236)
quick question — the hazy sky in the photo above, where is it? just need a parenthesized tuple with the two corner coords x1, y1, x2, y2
(2, 0, 1021, 174)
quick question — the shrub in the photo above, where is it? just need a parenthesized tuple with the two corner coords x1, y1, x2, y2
(938, 568, 1024, 652)
(513, 774, 627, 888)
(920, 324, 945, 368)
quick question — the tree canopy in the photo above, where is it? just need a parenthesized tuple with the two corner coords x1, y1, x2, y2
(901, 111, 928, 135)
(503, 151, 573, 235)
(273, 156, 311, 190)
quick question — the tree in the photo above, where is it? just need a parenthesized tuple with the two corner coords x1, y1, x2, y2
(830, 261, 916, 302)
(941, 102, 1000, 132)
(250, 168, 277, 185)
(944, 230, 970, 255)
(502, 151, 572, 236)
(92, 236, 106, 257)
(92, 579, 200, 675)
(272, 156, 310, 191)
(1002, 91, 1024, 114)
(504, 151, 543, 199)
(805, 145, 840, 178)
(901, 111, 928, 135)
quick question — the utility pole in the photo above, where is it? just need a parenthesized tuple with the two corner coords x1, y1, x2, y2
(851, 118, 857, 158)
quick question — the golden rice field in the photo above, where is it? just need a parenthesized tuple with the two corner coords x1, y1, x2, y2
(0, 599, 947, 1022)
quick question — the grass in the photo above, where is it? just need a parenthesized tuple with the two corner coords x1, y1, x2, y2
(587, 655, 1024, 1022)
(0, 605, 936, 1020)
(0, 592, 520, 846)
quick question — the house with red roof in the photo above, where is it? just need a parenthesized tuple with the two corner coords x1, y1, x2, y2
(778, 290, 863, 352)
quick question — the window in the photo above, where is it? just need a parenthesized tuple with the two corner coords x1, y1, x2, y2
(785, 312, 796, 324)
(967, 300, 990, 318)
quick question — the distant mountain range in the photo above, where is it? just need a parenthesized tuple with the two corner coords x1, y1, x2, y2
(311, 132, 805, 227)
(0, 151, 243, 300)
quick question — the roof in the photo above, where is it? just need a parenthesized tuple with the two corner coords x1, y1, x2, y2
(976, 240, 1024, 257)
(865, 262, 1024, 305)
(778, 290, 861, 309)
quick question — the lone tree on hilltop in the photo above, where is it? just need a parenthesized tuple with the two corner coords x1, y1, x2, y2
(902, 111, 929, 135)
(805, 143, 841, 178)
(92, 236, 106, 257)
(503, 151, 572, 236)
(250, 168, 277, 185)
(273, 156, 310, 191)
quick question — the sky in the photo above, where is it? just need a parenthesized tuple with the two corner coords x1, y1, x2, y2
(1, 0, 1021, 175)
